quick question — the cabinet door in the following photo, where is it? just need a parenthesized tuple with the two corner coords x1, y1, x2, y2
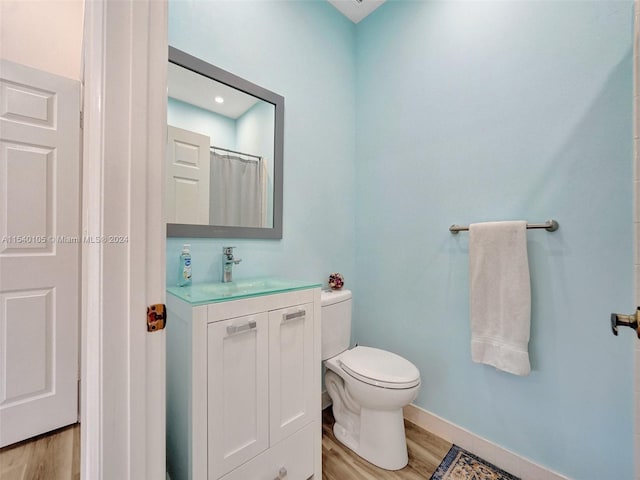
(268, 303, 314, 446)
(208, 313, 269, 479)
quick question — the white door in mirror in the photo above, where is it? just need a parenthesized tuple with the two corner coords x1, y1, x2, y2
(166, 125, 210, 224)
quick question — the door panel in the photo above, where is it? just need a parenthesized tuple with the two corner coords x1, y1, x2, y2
(1, 289, 52, 402)
(0, 59, 80, 447)
(0, 78, 55, 128)
(0, 142, 52, 251)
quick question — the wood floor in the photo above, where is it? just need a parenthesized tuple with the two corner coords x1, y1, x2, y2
(0, 412, 447, 480)
(322, 407, 452, 480)
(0, 424, 80, 480)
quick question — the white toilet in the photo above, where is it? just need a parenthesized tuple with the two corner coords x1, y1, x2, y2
(321, 289, 421, 471)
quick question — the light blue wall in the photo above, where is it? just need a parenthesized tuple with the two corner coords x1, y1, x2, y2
(167, 1, 357, 285)
(354, 2, 634, 479)
(168, 1, 635, 478)
(236, 100, 275, 161)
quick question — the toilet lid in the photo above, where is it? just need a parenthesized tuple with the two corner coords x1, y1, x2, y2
(339, 346, 420, 389)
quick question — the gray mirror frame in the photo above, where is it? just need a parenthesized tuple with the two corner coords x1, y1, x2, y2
(167, 46, 284, 239)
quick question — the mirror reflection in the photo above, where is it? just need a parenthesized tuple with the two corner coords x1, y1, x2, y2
(166, 47, 283, 239)
(167, 62, 274, 228)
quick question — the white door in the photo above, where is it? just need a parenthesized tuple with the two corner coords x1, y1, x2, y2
(166, 125, 210, 225)
(268, 303, 315, 446)
(208, 313, 269, 479)
(0, 59, 80, 447)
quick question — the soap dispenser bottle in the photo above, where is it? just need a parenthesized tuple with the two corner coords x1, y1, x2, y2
(178, 244, 192, 287)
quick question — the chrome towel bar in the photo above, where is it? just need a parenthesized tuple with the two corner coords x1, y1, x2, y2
(449, 219, 559, 234)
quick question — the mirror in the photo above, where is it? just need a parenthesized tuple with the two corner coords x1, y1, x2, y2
(166, 46, 283, 239)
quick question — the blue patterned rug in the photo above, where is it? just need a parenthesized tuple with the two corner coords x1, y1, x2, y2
(430, 445, 520, 480)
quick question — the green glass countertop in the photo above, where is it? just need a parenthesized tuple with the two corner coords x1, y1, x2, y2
(167, 277, 321, 305)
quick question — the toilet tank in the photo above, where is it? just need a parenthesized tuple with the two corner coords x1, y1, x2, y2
(321, 289, 352, 360)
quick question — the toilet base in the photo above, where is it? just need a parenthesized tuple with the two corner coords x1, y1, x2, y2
(335, 406, 408, 471)
(326, 370, 411, 471)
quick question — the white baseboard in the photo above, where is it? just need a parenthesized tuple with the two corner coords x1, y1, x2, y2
(403, 404, 570, 480)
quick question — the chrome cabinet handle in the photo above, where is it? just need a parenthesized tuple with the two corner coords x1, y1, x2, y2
(226, 320, 257, 335)
(282, 310, 305, 323)
(273, 467, 287, 479)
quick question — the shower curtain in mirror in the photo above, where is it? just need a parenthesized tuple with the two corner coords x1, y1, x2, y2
(209, 151, 265, 227)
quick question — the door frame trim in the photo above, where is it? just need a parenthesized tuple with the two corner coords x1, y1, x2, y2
(81, 1, 167, 478)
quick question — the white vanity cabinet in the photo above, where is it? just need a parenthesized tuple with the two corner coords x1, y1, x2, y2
(167, 284, 321, 480)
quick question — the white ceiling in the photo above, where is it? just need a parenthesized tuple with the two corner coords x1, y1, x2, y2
(328, 0, 386, 24)
(167, 62, 260, 119)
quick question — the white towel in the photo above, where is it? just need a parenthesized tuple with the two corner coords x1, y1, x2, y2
(469, 221, 531, 376)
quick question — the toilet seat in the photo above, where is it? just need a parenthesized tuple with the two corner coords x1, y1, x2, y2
(338, 346, 420, 389)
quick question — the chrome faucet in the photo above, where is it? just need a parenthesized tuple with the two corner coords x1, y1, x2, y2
(222, 246, 242, 283)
